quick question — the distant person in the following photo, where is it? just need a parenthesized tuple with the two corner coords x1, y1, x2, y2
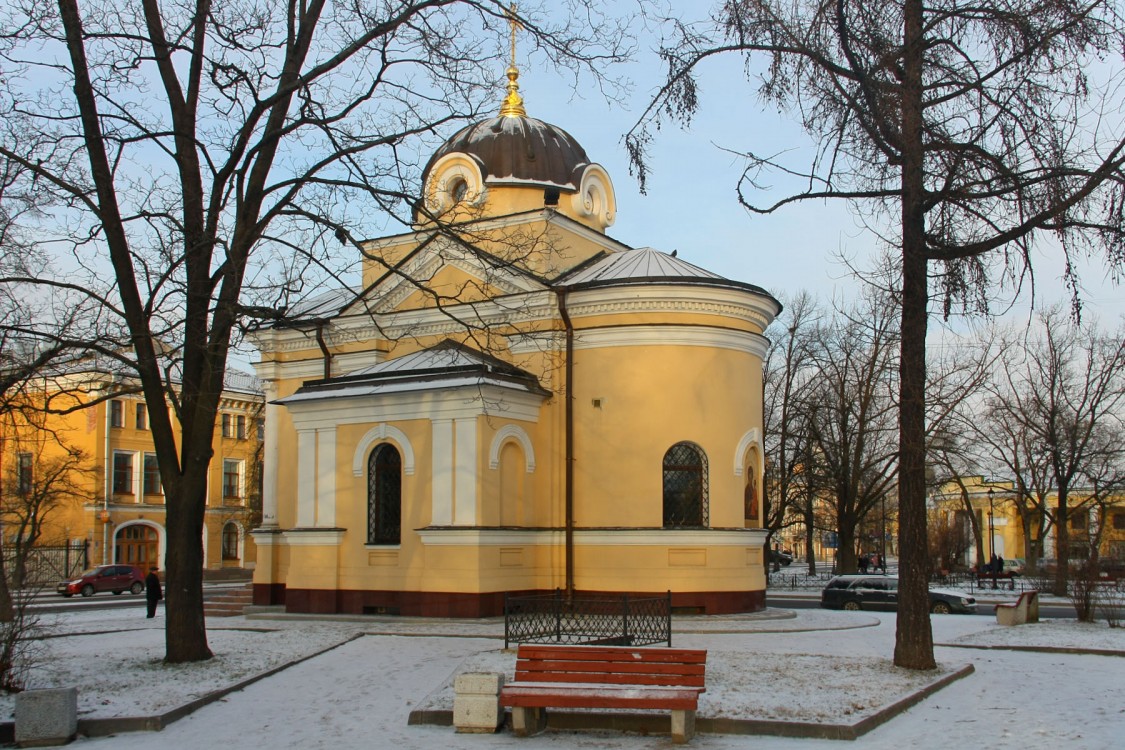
(875, 553, 885, 573)
(858, 554, 869, 574)
(145, 566, 163, 618)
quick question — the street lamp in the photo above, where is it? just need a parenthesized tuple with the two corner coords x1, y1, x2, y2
(987, 487, 995, 562)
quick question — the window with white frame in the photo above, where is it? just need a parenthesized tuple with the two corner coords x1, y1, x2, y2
(109, 399, 124, 428)
(221, 413, 233, 438)
(222, 459, 242, 500)
(135, 402, 147, 430)
(17, 453, 32, 495)
(236, 414, 246, 439)
(113, 452, 134, 494)
(143, 453, 162, 496)
(222, 523, 240, 560)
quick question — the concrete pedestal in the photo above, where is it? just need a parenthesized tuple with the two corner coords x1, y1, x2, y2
(14, 687, 78, 747)
(453, 672, 505, 733)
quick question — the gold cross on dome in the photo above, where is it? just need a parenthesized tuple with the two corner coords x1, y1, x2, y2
(499, 3, 526, 117)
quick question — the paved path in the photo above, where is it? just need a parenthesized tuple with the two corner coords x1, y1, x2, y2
(65, 612, 1122, 750)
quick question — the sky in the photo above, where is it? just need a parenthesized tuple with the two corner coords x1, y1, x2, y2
(6, 600, 1123, 748)
(496, 2, 1125, 331)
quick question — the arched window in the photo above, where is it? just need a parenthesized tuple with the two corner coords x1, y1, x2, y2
(367, 443, 402, 545)
(663, 442, 708, 527)
(221, 523, 240, 560)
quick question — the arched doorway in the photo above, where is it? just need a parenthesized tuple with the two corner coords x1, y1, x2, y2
(115, 524, 159, 567)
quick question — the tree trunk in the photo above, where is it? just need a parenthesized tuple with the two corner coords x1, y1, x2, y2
(1053, 494, 1070, 596)
(894, 0, 937, 671)
(162, 462, 212, 663)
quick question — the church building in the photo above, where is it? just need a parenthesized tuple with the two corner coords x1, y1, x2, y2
(250, 59, 781, 616)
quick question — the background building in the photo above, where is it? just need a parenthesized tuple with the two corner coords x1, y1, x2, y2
(1, 366, 262, 581)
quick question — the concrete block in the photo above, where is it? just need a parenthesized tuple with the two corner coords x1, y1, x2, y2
(454, 672, 504, 695)
(15, 687, 78, 747)
(671, 709, 696, 744)
(453, 672, 505, 733)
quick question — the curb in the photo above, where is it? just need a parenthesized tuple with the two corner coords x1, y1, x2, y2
(937, 643, 1125, 658)
(407, 663, 976, 739)
(0, 633, 364, 741)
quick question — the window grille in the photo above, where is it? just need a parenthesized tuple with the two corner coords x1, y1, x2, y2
(367, 444, 401, 544)
(662, 442, 708, 527)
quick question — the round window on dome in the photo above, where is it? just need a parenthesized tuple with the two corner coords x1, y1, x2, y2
(449, 178, 469, 204)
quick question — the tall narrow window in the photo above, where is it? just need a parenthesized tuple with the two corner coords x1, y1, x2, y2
(662, 442, 708, 527)
(223, 459, 242, 500)
(221, 523, 240, 560)
(17, 453, 32, 495)
(113, 452, 134, 494)
(135, 402, 147, 430)
(236, 414, 246, 439)
(367, 444, 401, 545)
(221, 413, 233, 438)
(143, 453, 162, 496)
(256, 417, 265, 442)
(109, 400, 124, 428)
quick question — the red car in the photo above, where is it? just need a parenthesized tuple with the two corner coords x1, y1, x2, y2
(57, 564, 145, 597)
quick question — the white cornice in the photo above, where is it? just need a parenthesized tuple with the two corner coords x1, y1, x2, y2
(283, 383, 543, 431)
(565, 285, 779, 330)
(573, 326, 769, 358)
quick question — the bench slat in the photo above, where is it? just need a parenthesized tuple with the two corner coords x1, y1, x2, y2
(517, 646, 706, 664)
(517, 660, 705, 676)
(515, 670, 705, 687)
(502, 685, 700, 711)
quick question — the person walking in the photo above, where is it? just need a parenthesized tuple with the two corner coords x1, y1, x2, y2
(145, 566, 163, 618)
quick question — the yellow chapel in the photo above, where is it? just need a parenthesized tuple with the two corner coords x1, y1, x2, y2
(249, 64, 781, 616)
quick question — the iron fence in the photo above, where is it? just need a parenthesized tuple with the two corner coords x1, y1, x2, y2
(3, 541, 89, 589)
(504, 590, 672, 649)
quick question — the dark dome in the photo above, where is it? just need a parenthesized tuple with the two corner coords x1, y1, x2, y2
(422, 115, 590, 191)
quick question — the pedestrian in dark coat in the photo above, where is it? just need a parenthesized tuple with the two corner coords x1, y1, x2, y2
(145, 566, 163, 618)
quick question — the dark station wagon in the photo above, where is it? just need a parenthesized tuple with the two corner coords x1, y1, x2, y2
(821, 574, 977, 614)
(57, 564, 145, 597)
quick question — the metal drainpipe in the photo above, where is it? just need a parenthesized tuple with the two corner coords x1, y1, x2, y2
(315, 321, 333, 379)
(556, 289, 575, 600)
(103, 382, 113, 564)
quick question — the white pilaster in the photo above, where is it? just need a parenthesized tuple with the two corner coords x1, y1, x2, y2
(261, 387, 281, 527)
(453, 418, 478, 525)
(296, 429, 316, 527)
(432, 419, 454, 525)
(316, 428, 336, 527)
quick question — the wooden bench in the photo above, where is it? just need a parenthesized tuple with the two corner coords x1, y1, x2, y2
(975, 571, 1018, 590)
(499, 644, 707, 744)
(995, 590, 1040, 625)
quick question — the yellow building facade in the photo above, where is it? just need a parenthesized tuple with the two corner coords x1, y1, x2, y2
(2, 369, 262, 573)
(933, 476, 1125, 568)
(250, 75, 781, 615)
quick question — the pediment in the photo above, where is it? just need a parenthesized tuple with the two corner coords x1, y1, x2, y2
(344, 235, 548, 316)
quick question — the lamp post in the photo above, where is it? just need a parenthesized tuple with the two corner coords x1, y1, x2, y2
(987, 487, 995, 562)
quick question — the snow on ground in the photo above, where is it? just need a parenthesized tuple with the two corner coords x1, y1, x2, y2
(3, 606, 1123, 749)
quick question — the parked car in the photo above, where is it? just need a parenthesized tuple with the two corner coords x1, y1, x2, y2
(769, 549, 794, 566)
(1003, 558, 1025, 575)
(820, 575, 977, 614)
(57, 564, 145, 597)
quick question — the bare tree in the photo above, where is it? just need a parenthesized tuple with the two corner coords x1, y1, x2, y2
(0, 0, 633, 662)
(801, 290, 899, 574)
(762, 291, 821, 571)
(981, 310, 1125, 594)
(629, 0, 1125, 669)
(0, 439, 95, 589)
